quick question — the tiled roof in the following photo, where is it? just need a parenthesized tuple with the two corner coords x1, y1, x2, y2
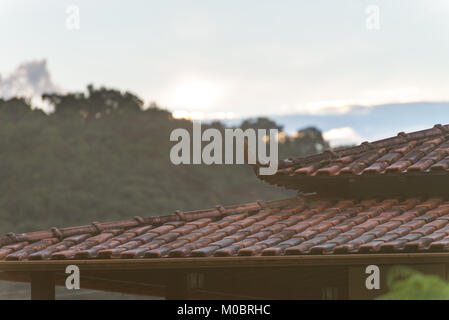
(4, 124, 449, 263)
(260, 124, 449, 189)
(3, 195, 449, 260)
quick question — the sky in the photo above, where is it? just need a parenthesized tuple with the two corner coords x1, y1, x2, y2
(0, 0, 448, 121)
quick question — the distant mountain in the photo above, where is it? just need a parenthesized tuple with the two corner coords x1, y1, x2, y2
(221, 102, 445, 146)
(272, 102, 449, 141)
(220, 102, 449, 147)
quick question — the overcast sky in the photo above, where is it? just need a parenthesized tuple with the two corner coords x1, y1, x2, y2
(1, 0, 448, 119)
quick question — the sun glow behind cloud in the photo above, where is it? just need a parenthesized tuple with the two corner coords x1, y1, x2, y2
(168, 76, 235, 120)
(170, 78, 224, 110)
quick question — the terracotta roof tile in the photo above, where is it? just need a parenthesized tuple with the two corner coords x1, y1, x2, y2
(258, 124, 449, 189)
(5, 195, 449, 260)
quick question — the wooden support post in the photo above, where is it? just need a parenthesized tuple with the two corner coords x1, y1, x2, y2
(165, 272, 189, 300)
(31, 271, 55, 300)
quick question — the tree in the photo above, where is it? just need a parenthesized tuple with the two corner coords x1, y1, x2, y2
(378, 266, 449, 300)
(43, 85, 143, 120)
(240, 117, 283, 132)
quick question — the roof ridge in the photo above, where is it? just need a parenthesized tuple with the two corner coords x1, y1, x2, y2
(0, 197, 302, 247)
(278, 123, 449, 169)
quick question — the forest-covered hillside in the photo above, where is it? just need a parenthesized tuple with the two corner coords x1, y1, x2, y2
(0, 86, 329, 234)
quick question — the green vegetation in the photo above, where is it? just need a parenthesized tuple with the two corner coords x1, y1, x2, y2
(0, 86, 328, 234)
(379, 266, 449, 300)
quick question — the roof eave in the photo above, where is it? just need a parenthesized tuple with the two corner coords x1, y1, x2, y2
(1, 253, 449, 272)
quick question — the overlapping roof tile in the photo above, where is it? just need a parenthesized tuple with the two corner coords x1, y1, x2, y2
(259, 124, 449, 188)
(4, 124, 449, 262)
(3, 195, 449, 260)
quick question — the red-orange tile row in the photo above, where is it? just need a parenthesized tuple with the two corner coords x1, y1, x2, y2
(266, 125, 449, 183)
(278, 137, 449, 178)
(3, 196, 449, 260)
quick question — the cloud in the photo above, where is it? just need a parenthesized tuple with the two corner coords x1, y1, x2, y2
(304, 88, 422, 115)
(323, 127, 364, 148)
(0, 59, 63, 101)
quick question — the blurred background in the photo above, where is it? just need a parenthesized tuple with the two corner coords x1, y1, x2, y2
(0, 0, 448, 298)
